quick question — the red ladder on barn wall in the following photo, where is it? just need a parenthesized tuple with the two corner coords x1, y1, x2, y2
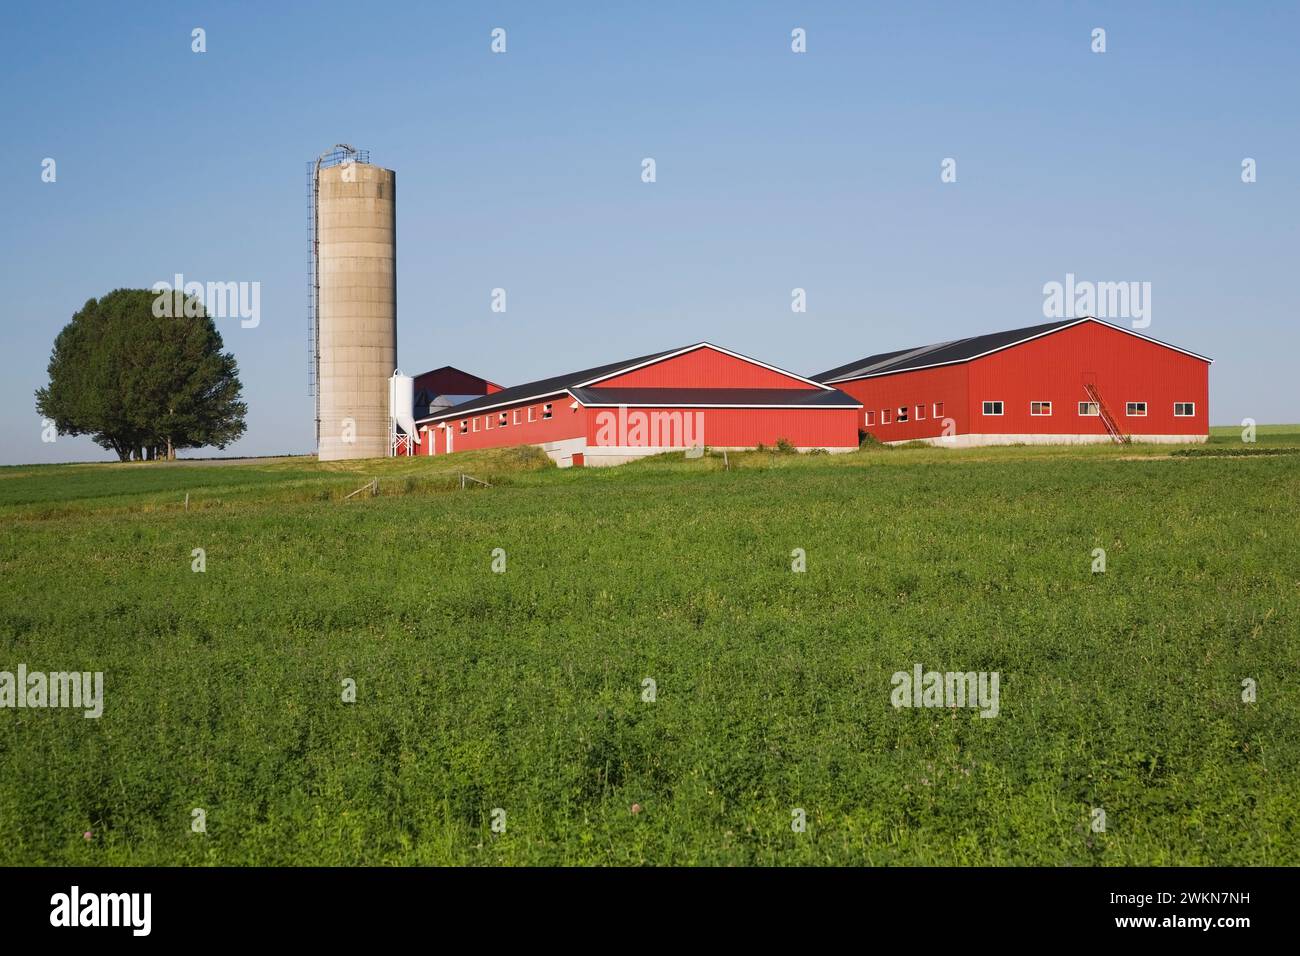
(1083, 383, 1129, 444)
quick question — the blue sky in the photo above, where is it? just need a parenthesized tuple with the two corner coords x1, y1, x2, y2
(2, 1, 1296, 463)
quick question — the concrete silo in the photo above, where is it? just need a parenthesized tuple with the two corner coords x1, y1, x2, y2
(312, 147, 397, 460)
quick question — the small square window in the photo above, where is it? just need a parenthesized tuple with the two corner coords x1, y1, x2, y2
(915, 404, 926, 421)
(897, 406, 909, 423)
(1126, 402, 1147, 417)
(1174, 402, 1195, 417)
(543, 403, 553, 420)
(864, 410, 875, 427)
(881, 408, 891, 424)
(1030, 401, 1052, 416)
(933, 402, 944, 418)
(1078, 402, 1099, 416)
(982, 401, 1004, 416)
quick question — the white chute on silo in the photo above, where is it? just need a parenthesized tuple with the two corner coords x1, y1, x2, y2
(389, 371, 419, 451)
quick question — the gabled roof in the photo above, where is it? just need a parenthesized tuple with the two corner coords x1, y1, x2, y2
(569, 387, 860, 408)
(814, 317, 1213, 384)
(417, 346, 684, 422)
(416, 342, 842, 424)
(414, 364, 502, 384)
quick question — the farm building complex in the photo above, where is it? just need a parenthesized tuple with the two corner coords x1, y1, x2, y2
(815, 317, 1211, 447)
(308, 150, 1212, 465)
(408, 343, 863, 467)
(393, 318, 1211, 466)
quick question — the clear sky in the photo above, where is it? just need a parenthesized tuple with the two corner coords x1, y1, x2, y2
(2, 1, 1296, 464)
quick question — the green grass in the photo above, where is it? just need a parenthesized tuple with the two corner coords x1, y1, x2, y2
(1, 429, 1297, 865)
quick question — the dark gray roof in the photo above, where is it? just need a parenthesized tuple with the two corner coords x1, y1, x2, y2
(418, 346, 684, 422)
(814, 319, 1079, 383)
(569, 387, 860, 408)
(813, 317, 1213, 383)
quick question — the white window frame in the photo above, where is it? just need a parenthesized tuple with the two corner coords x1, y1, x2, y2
(1078, 401, 1099, 416)
(982, 401, 1004, 416)
(485, 414, 493, 430)
(498, 411, 509, 427)
(864, 410, 875, 427)
(915, 404, 926, 421)
(897, 406, 909, 423)
(513, 409, 521, 425)
(1126, 401, 1147, 417)
(527, 406, 535, 423)
(542, 403, 553, 420)
(472, 417, 479, 432)
(459, 420, 468, 434)
(1030, 401, 1052, 417)
(933, 401, 944, 418)
(1174, 402, 1195, 417)
(881, 408, 891, 424)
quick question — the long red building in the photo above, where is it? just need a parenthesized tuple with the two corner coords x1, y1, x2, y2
(814, 317, 1211, 446)
(413, 343, 862, 466)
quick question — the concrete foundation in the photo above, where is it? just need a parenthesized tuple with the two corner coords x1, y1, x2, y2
(889, 433, 1209, 448)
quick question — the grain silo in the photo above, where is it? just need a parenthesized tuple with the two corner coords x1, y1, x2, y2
(309, 145, 397, 460)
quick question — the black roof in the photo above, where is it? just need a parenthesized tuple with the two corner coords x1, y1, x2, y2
(813, 317, 1213, 383)
(417, 346, 684, 422)
(814, 319, 1079, 383)
(569, 387, 860, 408)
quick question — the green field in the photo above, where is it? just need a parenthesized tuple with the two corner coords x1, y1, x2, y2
(1, 428, 1297, 865)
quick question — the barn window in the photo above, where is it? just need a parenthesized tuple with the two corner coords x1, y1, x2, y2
(982, 401, 1004, 416)
(864, 410, 875, 426)
(897, 406, 909, 423)
(528, 406, 535, 423)
(881, 408, 891, 424)
(543, 403, 553, 420)
(499, 411, 509, 427)
(485, 414, 493, 430)
(459, 420, 468, 434)
(1174, 402, 1195, 417)
(514, 409, 521, 425)
(1126, 402, 1147, 417)
(1078, 402, 1099, 416)
(933, 402, 944, 418)
(915, 404, 926, 421)
(472, 418, 479, 432)
(1030, 401, 1052, 416)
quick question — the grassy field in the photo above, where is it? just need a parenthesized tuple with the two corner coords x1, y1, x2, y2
(1, 428, 1297, 865)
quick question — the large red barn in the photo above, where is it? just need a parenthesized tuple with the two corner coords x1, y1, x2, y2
(414, 343, 861, 466)
(814, 317, 1211, 446)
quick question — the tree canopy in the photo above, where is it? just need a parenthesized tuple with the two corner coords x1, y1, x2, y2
(35, 289, 248, 461)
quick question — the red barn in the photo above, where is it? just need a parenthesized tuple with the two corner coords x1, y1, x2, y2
(415, 343, 861, 466)
(814, 317, 1211, 446)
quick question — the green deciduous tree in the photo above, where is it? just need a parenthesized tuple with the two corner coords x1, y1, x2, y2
(35, 289, 248, 460)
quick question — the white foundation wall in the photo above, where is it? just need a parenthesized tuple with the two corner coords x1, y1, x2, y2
(889, 433, 1209, 448)
(581, 444, 858, 467)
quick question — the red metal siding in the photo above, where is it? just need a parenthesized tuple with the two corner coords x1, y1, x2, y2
(966, 322, 1208, 436)
(425, 393, 585, 455)
(597, 346, 812, 389)
(413, 367, 502, 398)
(585, 406, 859, 449)
(827, 320, 1208, 442)
(829, 364, 970, 442)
